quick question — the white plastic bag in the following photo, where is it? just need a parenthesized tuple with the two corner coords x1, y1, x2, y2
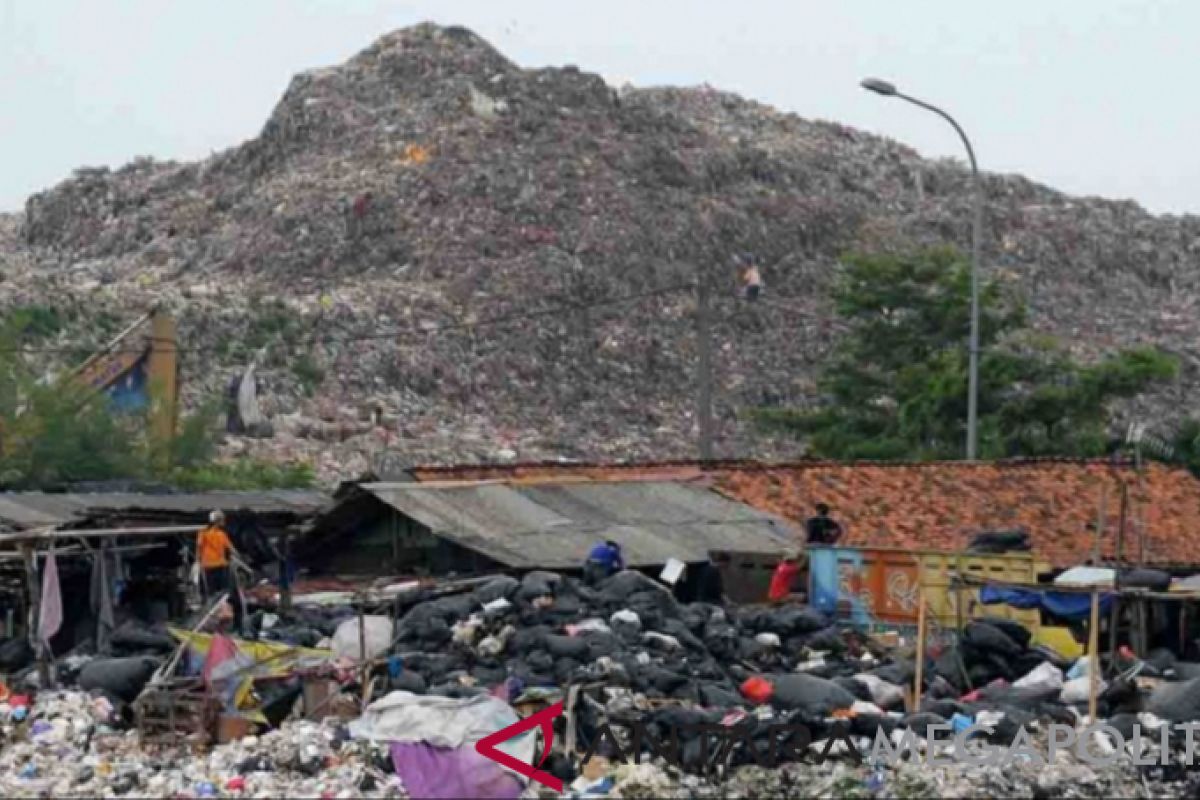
(332, 616, 394, 662)
(1014, 662, 1065, 693)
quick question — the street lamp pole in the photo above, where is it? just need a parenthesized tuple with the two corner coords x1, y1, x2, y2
(861, 78, 983, 460)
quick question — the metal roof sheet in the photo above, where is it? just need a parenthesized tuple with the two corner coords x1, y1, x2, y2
(360, 480, 797, 569)
(0, 490, 329, 529)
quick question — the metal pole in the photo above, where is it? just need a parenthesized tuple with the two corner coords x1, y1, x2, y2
(696, 275, 714, 460)
(892, 92, 983, 460)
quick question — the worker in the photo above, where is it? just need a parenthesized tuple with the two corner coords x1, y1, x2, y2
(805, 503, 844, 546)
(742, 262, 763, 301)
(584, 539, 624, 585)
(197, 510, 238, 598)
(768, 551, 802, 603)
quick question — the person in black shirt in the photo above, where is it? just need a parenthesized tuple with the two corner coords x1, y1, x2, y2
(805, 503, 843, 545)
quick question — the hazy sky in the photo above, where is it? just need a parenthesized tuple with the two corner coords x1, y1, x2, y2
(3, 0, 1198, 214)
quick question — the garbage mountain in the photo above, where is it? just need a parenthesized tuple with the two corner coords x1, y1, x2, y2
(2, 23, 1199, 482)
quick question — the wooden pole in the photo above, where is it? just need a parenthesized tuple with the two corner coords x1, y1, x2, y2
(1088, 588, 1101, 722)
(696, 274, 714, 460)
(21, 544, 51, 688)
(913, 593, 927, 712)
(358, 602, 369, 706)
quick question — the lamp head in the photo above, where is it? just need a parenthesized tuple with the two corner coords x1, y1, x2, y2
(861, 78, 898, 97)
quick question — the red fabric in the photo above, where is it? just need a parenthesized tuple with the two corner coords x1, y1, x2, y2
(202, 634, 239, 685)
(741, 677, 774, 705)
(768, 561, 800, 601)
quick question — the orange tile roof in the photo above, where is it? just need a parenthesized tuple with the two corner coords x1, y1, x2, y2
(408, 458, 1200, 569)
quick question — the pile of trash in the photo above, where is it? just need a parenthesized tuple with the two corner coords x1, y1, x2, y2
(0, 690, 400, 799)
(7, 568, 1200, 796)
(4, 23, 1200, 478)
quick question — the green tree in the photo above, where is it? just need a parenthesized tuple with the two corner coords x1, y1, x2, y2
(0, 312, 313, 489)
(751, 247, 1178, 459)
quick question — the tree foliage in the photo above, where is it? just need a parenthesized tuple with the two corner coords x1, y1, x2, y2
(751, 247, 1178, 460)
(0, 312, 313, 490)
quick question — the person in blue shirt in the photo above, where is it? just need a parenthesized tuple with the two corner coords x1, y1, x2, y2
(584, 539, 624, 585)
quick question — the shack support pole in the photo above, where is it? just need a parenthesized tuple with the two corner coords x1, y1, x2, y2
(1088, 588, 1100, 722)
(913, 594, 927, 712)
(696, 274, 714, 460)
(281, 532, 292, 612)
(22, 544, 50, 688)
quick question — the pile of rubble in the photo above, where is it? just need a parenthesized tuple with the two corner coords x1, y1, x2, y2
(2, 23, 1200, 480)
(6, 568, 1200, 796)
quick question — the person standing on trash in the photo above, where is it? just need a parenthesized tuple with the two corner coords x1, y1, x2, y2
(742, 259, 763, 302)
(768, 551, 802, 603)
(197, 510, 239, 599)
(805, 503, 844, 546)
(584, 539, 624, 585)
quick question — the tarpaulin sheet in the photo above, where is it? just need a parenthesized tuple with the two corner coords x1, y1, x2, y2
(979, 585, 1114, 619)
(390, 742, 522, 800)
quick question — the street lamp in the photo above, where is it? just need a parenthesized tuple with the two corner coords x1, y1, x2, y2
(861, 77, 983, 460)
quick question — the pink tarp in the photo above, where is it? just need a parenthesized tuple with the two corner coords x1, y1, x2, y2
(390, 741, 523, 800)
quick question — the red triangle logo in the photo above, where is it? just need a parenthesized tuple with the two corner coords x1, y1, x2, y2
(475, 700, 564, 792)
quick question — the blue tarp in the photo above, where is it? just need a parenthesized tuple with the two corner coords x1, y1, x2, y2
(980, 585, 1115, 619)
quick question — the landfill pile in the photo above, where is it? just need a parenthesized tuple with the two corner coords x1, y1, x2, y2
(6, 569, 1200, 796)
(3, 23, 1200, 481)
(0, 691, 401, 798)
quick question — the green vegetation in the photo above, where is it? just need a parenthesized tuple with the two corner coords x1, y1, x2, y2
(750, 247, 1179, 460)
(0, 313, 313, 490)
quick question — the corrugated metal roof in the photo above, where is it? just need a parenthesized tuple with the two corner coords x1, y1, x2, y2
(0, 490, 329, 530)
(361, 480, 797, 569)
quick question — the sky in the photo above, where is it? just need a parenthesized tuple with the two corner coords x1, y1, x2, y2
(2, 0, 1198, 215)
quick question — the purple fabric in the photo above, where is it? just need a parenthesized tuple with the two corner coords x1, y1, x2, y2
(390, 741, 523, 800)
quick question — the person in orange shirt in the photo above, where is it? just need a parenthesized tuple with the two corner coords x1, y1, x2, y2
(197, 510, 238, 599)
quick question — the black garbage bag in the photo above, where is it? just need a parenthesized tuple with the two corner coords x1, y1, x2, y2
(1120, 568, 1171, 591)
(830, 677, 869, 702)
(963, 621, 1021, 656)
(472, 576, 520, 605)
(978, 617, 1033, 649)
(390, 670, 427, 694)
(627, 588, 680, 621)
(1146, 648, 1177, 674)
(1107, 712, 1139, 740)
(472, 666, 507, 686)
(699, 683, 744, 709)
(660, 619, 706, 651)
(583, 633, 620, 660)
(901, 711, 947, 739)
(1173, 662, 1200, 680)
(761, 607, 827, 636)
(803, 627, 847, 654)
(770, 673, 856, 715)
(544, 634, 589, 660)
(1101, 676, 1145, 716)
(554, 658, 581, 684)
(870, 660, 915, 687)
(703, 620, 740, 661)
(851, 713, 897, 739)
(636, 665, 688, 694)
(510, 626, 550, 654)
(78, 656, 159, 703)
(933, 646, 971, 691)
(681, 604, 720, 636)
(525, 650, 555, 674)
(0, 637, 34, 672)
(598, 571, 663, 603)
(920, 698, 962, 718)
(984, 707, 1037, 745)
(111, 621, 177, 653)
